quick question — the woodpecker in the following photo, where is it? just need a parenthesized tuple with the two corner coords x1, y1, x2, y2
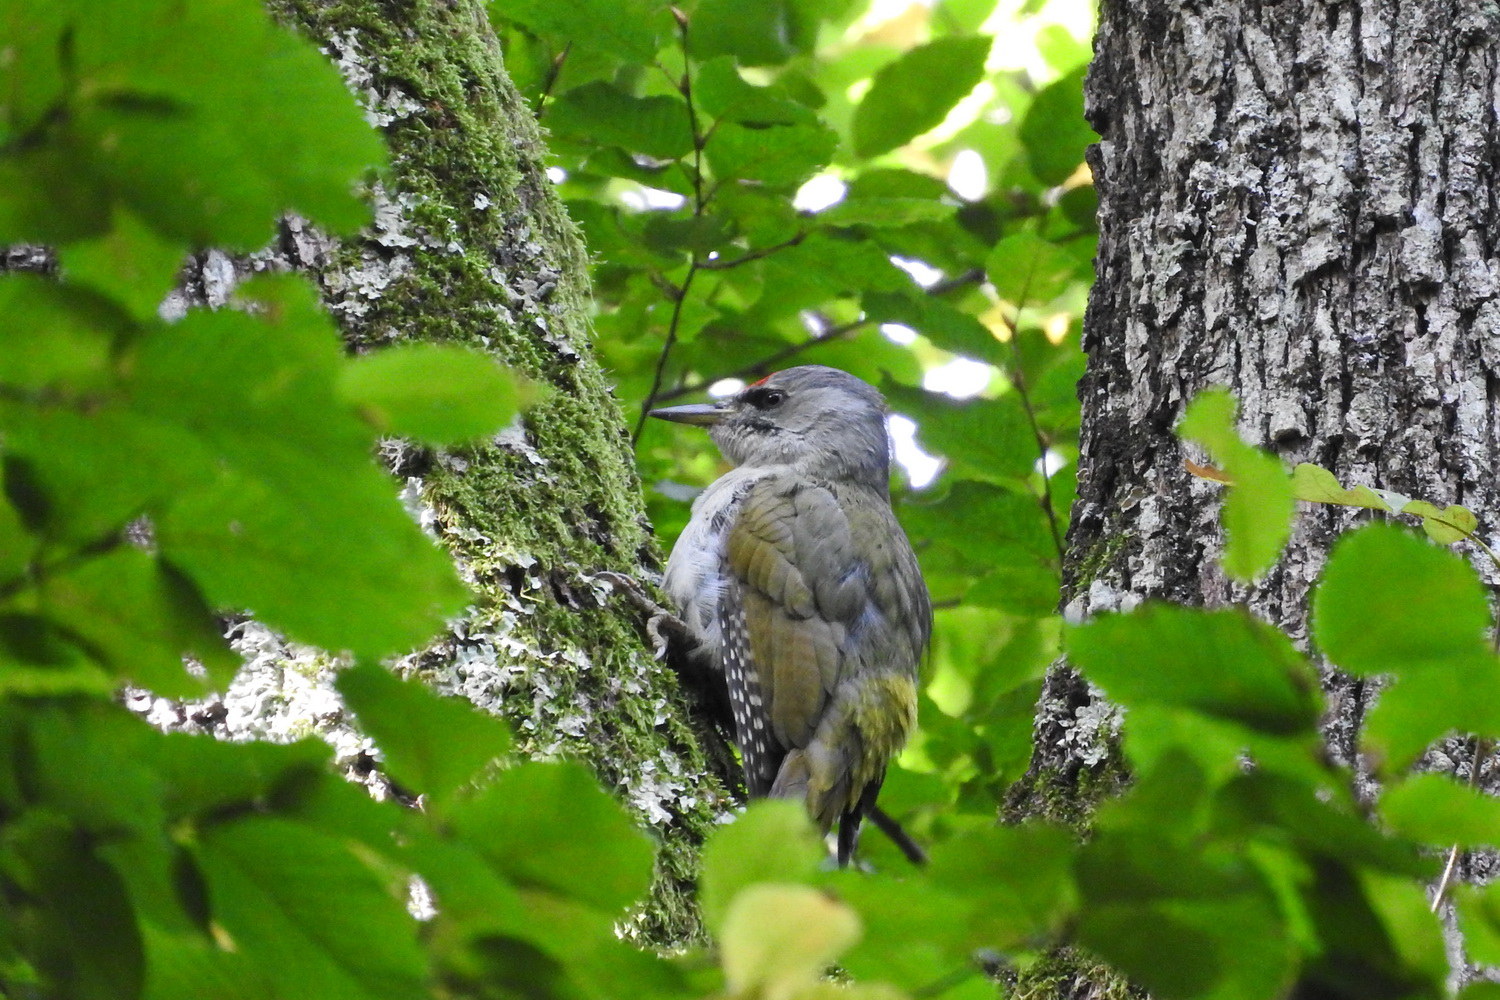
(652, 366, 930, 865)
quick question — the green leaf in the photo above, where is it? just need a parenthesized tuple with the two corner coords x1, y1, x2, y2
(1312, 523, 1493, 678)
(195, 817, 427, 1000)
(706, 121, 838, 188)
(820, 198, 956, 228)
(0, 276, 127, 394)
(25, 702, 165, 837)
(1179, 387, 1294, 580)
(986, 230, 1087, 306)
(1217, 773, 1431, 876)
(820, 870, 971, 986)
(1456, 882, 1500, 966)
(883, 381, 1037, 483)
(337, 344, 520, 445)
(1380, 773, 1500, 848)
(488, 0, 667, 61)
(2, 0, 385, 247)
(700, 800, 824, 934)
(0, 401, 215, 543)
(964, 563, 1062, 616)
(41, 547, 238, 696)
(863, 291, 1004, 365)
(1404, 500, 1479, 544)
(900, 480, 1058, 566)
(1290, 463, 1397, 510)
(446, 761, 653, 914)
(0, 615, 115, 696)
(1, 812, 145, 1000)
(759, 233, 909, 296)
(548, 83, 694, 159)
(1066, 604, 1319, 736)
(1363, 658, 1500, 771)
(1358, 870, 1449, 990)
(926, 824, 1077, 948)
(152, 734, 336, 821)
(688, 0, 820, 66)
(1292, 465, 1480, 544)
(642, 212, 735, 256)
(56, 209, 188, 321)
(1077, 820, 1297, 1000)
(852, 37, 992, 158)
(1320, 530, 1500, 767)
(132, 278, 468, 657)
(136, 924, 275, 1000)
(0, 467, 34, 586)
(336, 663, 511, 808)
(1019, 68, 1095, 185)
(695, 56, 817, 126)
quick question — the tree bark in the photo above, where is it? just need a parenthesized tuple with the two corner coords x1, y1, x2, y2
(1012, 0, 1500, 991)
(129, 0, 735, 944)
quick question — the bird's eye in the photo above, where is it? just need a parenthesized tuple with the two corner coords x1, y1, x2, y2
(746, 388, 786, 409)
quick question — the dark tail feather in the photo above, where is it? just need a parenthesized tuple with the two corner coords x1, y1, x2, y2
(836, 777, 927, 868)
(866, 806, 927, 866)
(836, 805, 862, 867)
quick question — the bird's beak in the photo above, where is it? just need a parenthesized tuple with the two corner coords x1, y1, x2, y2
(649, 402, 725, 426)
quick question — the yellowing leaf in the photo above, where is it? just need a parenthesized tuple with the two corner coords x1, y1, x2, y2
(1291, 465, 1480, 545)
(720, 884, 860, 1000)
(1289, 463, 1390, 509)
(1407, 502, 1479, 544)
(1184, 459, 1232, 484)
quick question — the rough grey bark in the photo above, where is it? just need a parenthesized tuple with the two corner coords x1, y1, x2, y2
(1011, 0, 1500, 992)
(128, 0, 735, 944)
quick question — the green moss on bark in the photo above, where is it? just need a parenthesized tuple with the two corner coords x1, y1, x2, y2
(1004, 949, 1140, 1000)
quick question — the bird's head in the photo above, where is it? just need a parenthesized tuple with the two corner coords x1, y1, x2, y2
(651, 365, 892, 486)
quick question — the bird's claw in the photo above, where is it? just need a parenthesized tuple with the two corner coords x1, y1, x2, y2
(597, 571, 694, 662)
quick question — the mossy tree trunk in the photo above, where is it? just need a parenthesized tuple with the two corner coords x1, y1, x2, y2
(1011, 0, 1500, 992)
(141, 0, 734, 945)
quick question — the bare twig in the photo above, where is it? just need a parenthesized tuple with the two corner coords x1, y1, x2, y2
(1430, 736, 1489, 912)
(697, 232, 806, 270)
(532, 43, 572, 120)
(633, 260, 701, 443)
(995, 260, 1066, 565)
(633, 13, 708, 443)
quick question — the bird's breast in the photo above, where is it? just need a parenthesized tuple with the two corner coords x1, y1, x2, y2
(663, 467, 776, 652)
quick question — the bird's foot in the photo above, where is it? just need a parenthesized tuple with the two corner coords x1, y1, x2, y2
(595, 571, 694, 661)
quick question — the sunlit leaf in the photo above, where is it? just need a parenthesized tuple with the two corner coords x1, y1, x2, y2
(853, 37, 992, 158)
(1179, 387, 1294, 580)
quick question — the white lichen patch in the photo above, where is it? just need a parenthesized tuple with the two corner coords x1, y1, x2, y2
(1058, 687, 1124, 768)
(398, 476, 442, 538)
(325, 30, 424, 129)
(624, 749, 710, 826)
(129, 620, 374, 774)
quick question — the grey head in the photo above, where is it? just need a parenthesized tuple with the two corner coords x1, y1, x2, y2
(650, 365, 892, 487)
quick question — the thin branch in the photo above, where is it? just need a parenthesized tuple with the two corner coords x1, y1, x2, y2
(697, 232, 806, 270)
(632, 11, 708, 444)
(672, 11, 706, 216)
(996, 254, 1066, 564)
(633, 259, 701, 443)
(1431, 736, 1490, 912)
(532, 43, 572, 121)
